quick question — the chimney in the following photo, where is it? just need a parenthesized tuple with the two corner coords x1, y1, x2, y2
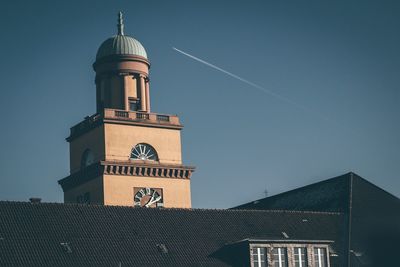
(29, 197, 42, 204)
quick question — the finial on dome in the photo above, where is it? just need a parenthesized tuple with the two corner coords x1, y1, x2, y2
(117, 11, 124, 35)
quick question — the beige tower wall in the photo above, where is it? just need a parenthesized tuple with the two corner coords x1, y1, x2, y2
(103, 175, 191, 208)
(69, 126, 105, 173)
(64, 176, 104, 204)
(104, 123, 182, 165)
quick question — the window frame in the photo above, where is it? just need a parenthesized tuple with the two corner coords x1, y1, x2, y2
(293, 247, 308, 267)
(251, 247, 268, 267)
(130, 143, 159, 161)
(80, 149, 95, 169)
(313, 247, 328, 267)
(128, 97, 140, 111)
(272, 247, 288, 267)
(249, 243, 331, 267)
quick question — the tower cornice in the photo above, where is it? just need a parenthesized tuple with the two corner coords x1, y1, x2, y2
(93, 54, 150, 70)
(58, 161, 195, 192)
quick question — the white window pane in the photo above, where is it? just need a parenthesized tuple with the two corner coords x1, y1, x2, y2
(273, 247, 288, 267)
(314, 248, 327, 267)
(252, 247, 267, 267)
(294, 247, 307, 267)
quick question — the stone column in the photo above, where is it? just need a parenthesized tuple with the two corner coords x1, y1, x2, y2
(123, 75, 129, 111)
(140, 74, 146, 111)
(145, 77, 151, 112)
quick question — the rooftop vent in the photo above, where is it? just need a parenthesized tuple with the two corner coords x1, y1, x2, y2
(29, 198, 41, 204)
(281, 232, 289, 239)
(60, 242, 72, 253)
(156, 243, 168, 254)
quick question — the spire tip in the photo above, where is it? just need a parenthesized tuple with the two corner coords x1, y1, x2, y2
(117, 11, 124, 35)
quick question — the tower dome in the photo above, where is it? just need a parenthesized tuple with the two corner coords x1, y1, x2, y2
(96, 35, 147, 60)
(96, 12, 147, 60)
(93, 12, 151, 114)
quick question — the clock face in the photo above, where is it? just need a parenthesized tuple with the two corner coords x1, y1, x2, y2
(130, 143, 158, 161)
(134, 187, 163, 208)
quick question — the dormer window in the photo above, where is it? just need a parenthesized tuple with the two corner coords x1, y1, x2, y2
(249, 242, 331, 267)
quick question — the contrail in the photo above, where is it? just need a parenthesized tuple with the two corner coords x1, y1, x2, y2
(173, 47, 331, 122)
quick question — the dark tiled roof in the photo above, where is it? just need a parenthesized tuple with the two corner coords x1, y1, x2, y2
(235, 173, 352, 212)
(234, 172, 400, 212)
(0, 202, 345, 267)
(234, 172, 400, 215)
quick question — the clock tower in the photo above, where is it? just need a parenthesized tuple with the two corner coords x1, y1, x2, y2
(58, 13, 194, 208)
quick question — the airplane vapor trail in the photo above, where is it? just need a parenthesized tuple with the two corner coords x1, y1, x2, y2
(173, 47, 331, 122)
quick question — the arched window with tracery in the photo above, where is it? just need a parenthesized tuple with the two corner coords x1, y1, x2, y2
(130, 143, 158, 161)
(81, 149, 95, 169)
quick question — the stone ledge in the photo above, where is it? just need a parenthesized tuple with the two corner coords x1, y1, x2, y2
(58, 161, 195, 192)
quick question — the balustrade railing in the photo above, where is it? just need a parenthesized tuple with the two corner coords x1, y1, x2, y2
(156, 115, 170, 122)
(115, 110, 129, 118)
(105, 109, 179, 125)
(70, 109, 180, 138)
(136, 113, 150, 120)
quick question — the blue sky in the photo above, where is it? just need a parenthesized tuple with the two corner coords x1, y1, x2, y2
(0, 0, 399, 208)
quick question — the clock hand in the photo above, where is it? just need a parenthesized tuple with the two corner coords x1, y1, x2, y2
(145, 196, 155, 207)
(145, 191, 157, 207)
(150, 196, 162, 206)
(145, 195, 162, 207)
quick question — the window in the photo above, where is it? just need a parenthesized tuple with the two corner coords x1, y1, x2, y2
(251, 247, 267, 267)
(294, 247, 308, 267)
(130, 143, 158, 161)
(314, 248, 327, 267)
(272, 247, 288, 267)
(81, 149, 94, 169)
(249, 244, 330, 267)
(129, 99, 139, 111)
